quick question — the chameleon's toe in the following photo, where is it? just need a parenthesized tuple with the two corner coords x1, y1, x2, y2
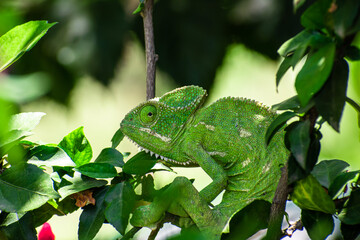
(130, 205, 165, 229)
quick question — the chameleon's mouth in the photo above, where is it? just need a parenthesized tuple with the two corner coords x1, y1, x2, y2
(125, 136, 195, 166)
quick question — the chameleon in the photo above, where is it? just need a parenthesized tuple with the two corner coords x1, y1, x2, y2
(120, 86, 288, 239)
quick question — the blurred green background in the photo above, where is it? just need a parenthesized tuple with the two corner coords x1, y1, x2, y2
(1, 0, 360, 239)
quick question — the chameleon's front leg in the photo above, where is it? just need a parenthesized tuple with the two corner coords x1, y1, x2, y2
(131, 176, 223, 239)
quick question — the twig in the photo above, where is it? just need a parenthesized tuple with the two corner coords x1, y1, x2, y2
(142, 0, 157, 100)
(281, 219, 303, 238)
(265, 163, 289, 240)
(119, 227, 141, 240)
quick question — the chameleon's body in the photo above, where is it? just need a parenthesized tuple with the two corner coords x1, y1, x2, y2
(120, 86, 288, 239)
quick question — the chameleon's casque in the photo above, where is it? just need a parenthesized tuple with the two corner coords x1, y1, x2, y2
(120, 86, 288, 239)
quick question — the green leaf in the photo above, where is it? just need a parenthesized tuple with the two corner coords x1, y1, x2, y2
(132, 0, 145, 15)
(94, 148, 124, 167)
(300, 0, 333, 30)
(328, 171, 359, 198)
(28, 145, 76, 167)
(58, 127, 92, 167)
(222, 200, 271, 240)
(105, 182, 136, 235)
(57, 174, 107, 199)
(291, 174, 336, 214)
(339, 189, 360, 225)
(295, 42, 336, 106)
(288, 155, 307, 185)
(301, 209, 334, 240)
(315, 59, 349, 132)
(278, 30, 313, 57)
(341, 222, 360, 240)
(345, 46, 360, 61)
(0, 213, 37, 240)
(111, 128, 124, 149)
(0, 164, 59, 212)
(311, 160, 349, 189)
(0, 21, 56, 72)
(78, 187, 108, 240)
(272, 96, 301, 111)
(286, 120, 311, 170)
(122, 151, 157, 175)
(333, 0, 360, 38)
(76, 163, 117, 178)
(265, 111, 297, 145)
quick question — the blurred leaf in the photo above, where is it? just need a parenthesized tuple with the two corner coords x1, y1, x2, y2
(315, 59, 349, 132)
(345, 46, 360, 61)
(0, 21, 56, 72)
(111, 128, 124, 149)
(58, 127, 92, 167)
(333, 0, 360, 38)
(266, 111, 297, 145)
(291, 174, 336, 214)
(222, 200, 271, 240)
(28, 145, 76, 167)
(286, 120, 311, 170)
(105, 182, 136, 235)
(123, 151, 157, 175)
(0, 164, 59, 212)
(0, 73, 51, 104)
(78, 187, 108, 240)
(9, 112, 45, 133)
(341, 222, 360, 240)
(76, 163, 117, 178)
(312, 160, 349, 189)
(57, 174, 107, 199)
(278, 30, 312, 57)
(339, 189, 360, 225)
(301, 209, 334, 240)
(294, 0, 306, 12)
(0, 213, 37, 240)
(328, 171, 359, 198)
(95, 148, 124, 167)
(300, 0, 333, 30)
(133, 0, 145, 15)
(295, 42, 335, 106)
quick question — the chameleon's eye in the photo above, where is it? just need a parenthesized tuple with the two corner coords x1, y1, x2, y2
(140, 105, 157, 124)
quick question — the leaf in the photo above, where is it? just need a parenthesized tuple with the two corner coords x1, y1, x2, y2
(345, 46, 360, 61)
(339, 189, 360, 225)
(311, 159, 349, 189)
(132, 0, 145, 15)
(111, 128, 124, 149)
(294, 0, 306, 12)
(315, 59, 349, 132)
(105, 182, 136, 235)
(341, 222, 360, 240)
(94, 148, 124, 167)
(333, 0, 360, 38)
(278, 30, 313, 57)
(300, 0, 333, 30)
(265, 111, 297, 145)
(301, 209, 334, 240)
(57, 173, 107, 199)
(0, 21, 56, 72)
(58, 127, 92, 167)
(122, 151, 157, 175)
(286, 120, 311, 170)
(78, 187, 108, 240)
(288, 155, 307, 185)
(221, 200, 271, 240)
(291, 174, 336, 214)
(272, 96, 301, 111)
(295, 42, 336, 106)
(0, 213, 37, 240)
(28, 145, 76, 167)
(0, 164, 59, 212)
(328, 171, 359, 198)
(76, 163, 117, 178)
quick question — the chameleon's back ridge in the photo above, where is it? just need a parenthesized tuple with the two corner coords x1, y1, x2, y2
(120, 86, 288, 239)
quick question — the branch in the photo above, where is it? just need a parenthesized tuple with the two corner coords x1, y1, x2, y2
(142, 0, 157, 100)
(281, 219, 303, 238)
(265, 162, 289, 240)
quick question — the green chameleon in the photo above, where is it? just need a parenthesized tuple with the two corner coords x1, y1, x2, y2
(120, 86, 288, 239)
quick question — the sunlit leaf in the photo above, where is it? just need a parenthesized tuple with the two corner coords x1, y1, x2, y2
(111, 128, 124, 149)
(76, 163, 117, 178)
(28, 145, 76, 167)
(94, 148, 124, 167)
(0, 164, 59, 212)
(0, 21, 56, 72)
(58, 127, 92, 167)
(295, 42, 335, 106)
(291, 174, 336, 214)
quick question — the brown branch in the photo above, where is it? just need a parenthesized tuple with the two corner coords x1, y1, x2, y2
(142, 0, 157, 100)
(281, 219, 303, 238)
(265, 162, 289, 240)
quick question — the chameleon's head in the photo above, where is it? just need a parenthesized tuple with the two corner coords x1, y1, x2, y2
(120, 86, 207, 155)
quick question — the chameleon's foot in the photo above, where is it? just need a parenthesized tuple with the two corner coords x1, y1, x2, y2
(130, 204, 165, 229)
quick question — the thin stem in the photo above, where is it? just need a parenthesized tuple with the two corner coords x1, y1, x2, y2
(119, 227, 141, 240)
(142, 0, 157, 100)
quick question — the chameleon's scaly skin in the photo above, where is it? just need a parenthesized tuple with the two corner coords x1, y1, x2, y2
(120, 86, 288, 239)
